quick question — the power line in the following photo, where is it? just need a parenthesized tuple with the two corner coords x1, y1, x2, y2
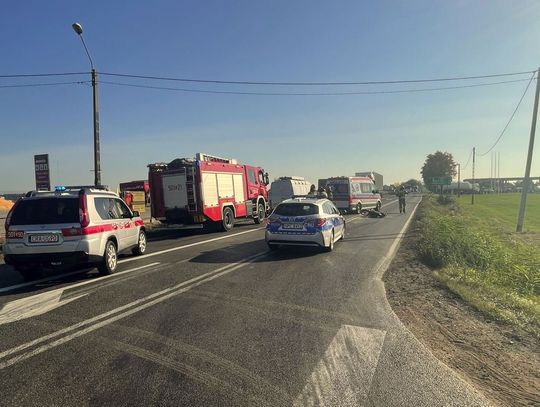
(0, 81, 90, 88)
(100, 77, 533, 96)
(461, 149, 473, 171)
(0, 72, 88, 78)
(99, 69, 535, 86)
(478, 72, 536, 157)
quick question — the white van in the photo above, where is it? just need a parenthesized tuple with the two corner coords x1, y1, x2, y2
(269, 177, 313, 208)
(326, 176, 382, 213)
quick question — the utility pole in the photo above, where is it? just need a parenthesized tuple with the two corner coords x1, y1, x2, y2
(490, 152, 493, 192)
(517, 67, 540, 232)
(457, 163, 461, 197)
(471, 147, 476, 204)
(498, 152, 501, 194)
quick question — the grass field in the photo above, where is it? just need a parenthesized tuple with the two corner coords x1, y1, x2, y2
(460, 193, 540, 242)
(416, 194, 540, 337)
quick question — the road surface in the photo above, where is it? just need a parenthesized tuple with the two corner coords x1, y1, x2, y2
(0, 195, 491, 406)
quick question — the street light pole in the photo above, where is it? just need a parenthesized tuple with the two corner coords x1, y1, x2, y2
(72, 23, 101, 187)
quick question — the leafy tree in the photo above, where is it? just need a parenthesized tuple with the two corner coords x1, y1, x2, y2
(421, 151, 457, 191)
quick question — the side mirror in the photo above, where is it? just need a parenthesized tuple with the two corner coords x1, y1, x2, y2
(132, 210, 140, 217)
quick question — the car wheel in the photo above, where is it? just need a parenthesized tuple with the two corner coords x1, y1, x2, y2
(221, 207, 235, 232)
(324, 231, 335, 252)
(98, 240, 118, 275)
(132, 230, 147, 255)
(254, 202, 265, 224)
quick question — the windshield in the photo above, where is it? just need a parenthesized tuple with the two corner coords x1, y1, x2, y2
(328, 183, 349, 194)
(273, 203, 319, 216)
(10, 198, 79, 225)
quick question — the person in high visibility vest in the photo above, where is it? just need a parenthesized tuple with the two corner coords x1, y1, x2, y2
(396, 186, 407, 214)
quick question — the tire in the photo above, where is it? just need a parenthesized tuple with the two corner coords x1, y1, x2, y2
(324, 231, 335, 252)
(221, 207, 235, 232)
(267, 243, 279, 251)
(132, 230, 147, 255)
(254, 202, 266, 224)
(98, 240, 118, 275)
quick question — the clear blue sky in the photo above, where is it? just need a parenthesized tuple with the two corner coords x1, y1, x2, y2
(1, 0, 540, 192)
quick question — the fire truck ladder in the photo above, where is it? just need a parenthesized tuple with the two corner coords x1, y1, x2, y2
(185, 166, 198, 212)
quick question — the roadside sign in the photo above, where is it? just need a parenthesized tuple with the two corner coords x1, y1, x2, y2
(431, 176, 452, 185)
(34, 154, 51, 191)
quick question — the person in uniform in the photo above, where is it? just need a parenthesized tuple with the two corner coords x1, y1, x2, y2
(397, 186, 407, 213)
(325, 185, 333, 201)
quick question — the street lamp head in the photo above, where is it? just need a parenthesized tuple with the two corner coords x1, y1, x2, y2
(72, 23, 83, 35)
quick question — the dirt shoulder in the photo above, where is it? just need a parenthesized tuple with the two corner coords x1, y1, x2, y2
(384, 212, 540, 407)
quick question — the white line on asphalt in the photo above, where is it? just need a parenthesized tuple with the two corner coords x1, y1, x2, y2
(119, 227, 265, 264)
(0, 251, 268, 370)
(0, 260, 162, 294)
(373, 197, 421, 279)
(0, 262, 161, 325)
(0, 227, 264, 293)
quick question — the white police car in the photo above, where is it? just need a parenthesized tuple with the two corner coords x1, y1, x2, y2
(3, 186, 146, 280)
(265, 197, 345, 251)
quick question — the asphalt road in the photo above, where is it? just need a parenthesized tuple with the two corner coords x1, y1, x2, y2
(0, 196, 491, 406)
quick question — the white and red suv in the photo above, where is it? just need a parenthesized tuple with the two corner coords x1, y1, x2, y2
(3, 186, 146, 280)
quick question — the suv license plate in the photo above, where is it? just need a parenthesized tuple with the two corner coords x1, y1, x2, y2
(29, 234, 60, 243)
(282, 223, 304, 230)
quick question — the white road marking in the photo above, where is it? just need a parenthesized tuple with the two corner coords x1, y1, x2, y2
(119, 227, 264, 264)
(0, 262, 160, 325)
(0, 268, 94, 294)
(373, 197, 422, 279)
(0, 227, 264, 293)
(293, 325, 386, 407)
(0, 290, 86, 325)
(0, 251, 268, 370)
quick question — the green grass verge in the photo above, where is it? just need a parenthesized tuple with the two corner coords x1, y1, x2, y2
(416, 194, 540, 336)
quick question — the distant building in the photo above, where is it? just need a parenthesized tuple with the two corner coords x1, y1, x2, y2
(356, 172, 383, 190)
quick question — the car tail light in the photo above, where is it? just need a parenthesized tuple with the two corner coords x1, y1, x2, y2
(4, 198, 22, 235)
(79, 191, 90, 228)
(266, 215, 281, 226)
(308, 218, 327, 228)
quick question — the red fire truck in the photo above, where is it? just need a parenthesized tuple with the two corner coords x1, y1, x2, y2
(148, 153, 270, 231)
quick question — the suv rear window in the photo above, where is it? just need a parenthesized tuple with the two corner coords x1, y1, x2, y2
(10, 198, 79, 225)
(274, 203, 319, 216)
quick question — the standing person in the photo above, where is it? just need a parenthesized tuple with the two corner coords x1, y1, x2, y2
(325, 185, 333, 201)
(309, 184, 316, 196)
(318, 187, 328, 198)
(396, 186, 407, 214)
